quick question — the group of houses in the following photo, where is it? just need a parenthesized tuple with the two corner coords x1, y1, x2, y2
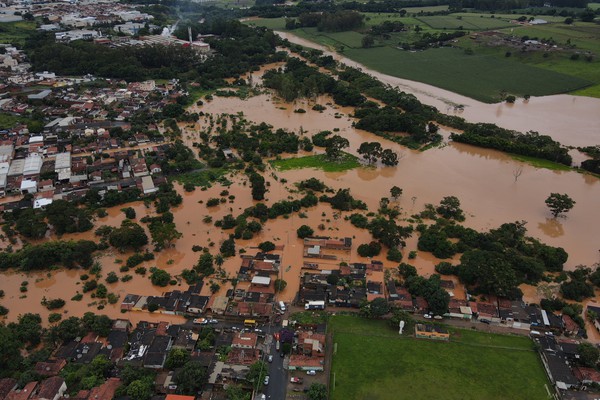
(121, 252, 285, 321)
(0, 139, 174, 211)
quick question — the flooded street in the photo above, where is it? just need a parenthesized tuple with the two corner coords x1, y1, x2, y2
(1, 50, 599, 341)
(275, 31, 600, 148)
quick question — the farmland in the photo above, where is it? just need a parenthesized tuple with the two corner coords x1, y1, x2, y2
(343, 46, 591, 103)
(249, 10, 599, 102)
(329, 315, 550, 400)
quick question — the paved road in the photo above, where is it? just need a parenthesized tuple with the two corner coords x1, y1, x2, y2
(264, 340, 287, 400)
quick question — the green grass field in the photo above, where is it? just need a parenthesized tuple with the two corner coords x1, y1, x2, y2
(270, 152, 360, 172)
(417, 15, 515, 30)
(330, 316, 550, 400)
(0, 113, 28, 129)
(0, 21, 36, 46)
(249, 13, 598, 102)
(343, 46, 591, 102)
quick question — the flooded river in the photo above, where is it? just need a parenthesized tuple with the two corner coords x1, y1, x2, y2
(275, 31, 600, 148)
(0, 51, 599, 338)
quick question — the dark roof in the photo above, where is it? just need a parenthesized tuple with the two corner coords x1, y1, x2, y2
(188, 295, 209, 310)
(37, 376, 65, 399)
(73, 342, 102, 364)
(148, 336, 171, 354)
(0, 378, 17, 399)
(108, 330, 129, 349)
(144, 352, 167, 368)
(544, 352, 578, 386)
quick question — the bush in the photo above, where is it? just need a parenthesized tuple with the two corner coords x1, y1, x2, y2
(357, 241, 382, 257)
(106, 272, 119, 284)
(297, 225, 314, 239)
(150, 268, 171, 287)
(386, 247, 403, 262)
(48, 313, 62, 323)
(206, 198, 220, 207)
(43, 298, 66, 310)
(258, 241, 276, 252)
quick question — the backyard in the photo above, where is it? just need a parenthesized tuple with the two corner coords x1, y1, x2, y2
(329, 315, 551, 400)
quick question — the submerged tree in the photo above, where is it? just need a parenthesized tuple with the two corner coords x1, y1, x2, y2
(545, 193, 575, 218)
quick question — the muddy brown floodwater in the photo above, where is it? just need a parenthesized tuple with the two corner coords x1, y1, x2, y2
(275, 31, 600, 148)
(1, 60, 599, 340)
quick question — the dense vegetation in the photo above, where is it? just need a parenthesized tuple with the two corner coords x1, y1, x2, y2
(451, 124, 572, 166)
(26, 20, 283, 87)
(0, 240, 97, 271)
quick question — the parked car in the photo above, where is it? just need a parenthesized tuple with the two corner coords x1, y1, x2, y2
(290, 377, 304, 384)
(193, 318, 208, 325)
(433, 315, 443, 320)
(268, 355, 273, 363)
(264, 376, 270, 385)
(423, 314, 432, 319)
(209, 319, 218, 324)
(306, 370, 316, 376)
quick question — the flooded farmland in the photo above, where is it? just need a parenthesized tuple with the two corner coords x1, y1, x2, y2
(1, 49, 599, 338)
(276, 31, 600, 148)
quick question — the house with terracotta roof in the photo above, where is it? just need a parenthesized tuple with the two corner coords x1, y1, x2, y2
(573, 366, 600, 385)
(288, 355, 324, 372)
(231, 332, 258, 349)
(563, 315, 579, 336)
(33, 376, 66, 400)
(165, 395, 195, 400)
(33, 360, 67, 377)
(0, 378, 17, 400)
(86, 378, 121, 400)
(226, 348, 260, 366)
(6, 381, 38, 400)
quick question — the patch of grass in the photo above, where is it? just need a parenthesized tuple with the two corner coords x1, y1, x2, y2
(330, 315, 549, 400)
(170, 168, 226, 188)
(0, 113, 28, 129)
(290, 311, 329, 325)
(0, 21, 36, 46)
(510, 154, 573, 171)
(270, 152, 360, 172)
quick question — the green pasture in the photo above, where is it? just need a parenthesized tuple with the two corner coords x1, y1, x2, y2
(330, 315, 550, 400)
(248, 15, 598, 101)
(270, 152, 360, 172)
(343, 46, 591, 102)
(417, 14, 515, 30)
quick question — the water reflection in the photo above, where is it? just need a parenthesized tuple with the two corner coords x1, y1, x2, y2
(538, 218, 565, 238)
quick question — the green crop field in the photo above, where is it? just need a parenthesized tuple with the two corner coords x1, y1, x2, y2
(330, 316, 550, 400)
(343, 46, 591, 102)
(417, 15, 515, 30)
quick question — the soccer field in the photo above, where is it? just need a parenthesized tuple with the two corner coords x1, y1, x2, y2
(329, 316, 551, 400)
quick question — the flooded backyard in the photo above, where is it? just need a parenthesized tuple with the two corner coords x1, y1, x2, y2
(0, 50, 599, 338)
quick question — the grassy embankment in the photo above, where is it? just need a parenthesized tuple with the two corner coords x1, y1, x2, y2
(329, 315, 550, 400)
(250, 11, 598, 102)
(270, 152, 360, 172)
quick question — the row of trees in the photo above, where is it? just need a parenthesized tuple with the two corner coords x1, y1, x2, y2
(450, 124, 572, 166)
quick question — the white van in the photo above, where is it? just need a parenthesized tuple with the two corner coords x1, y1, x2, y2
(279, 301, 286, 312)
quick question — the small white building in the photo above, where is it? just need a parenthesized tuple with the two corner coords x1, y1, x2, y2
(20, 179, 38, 194)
